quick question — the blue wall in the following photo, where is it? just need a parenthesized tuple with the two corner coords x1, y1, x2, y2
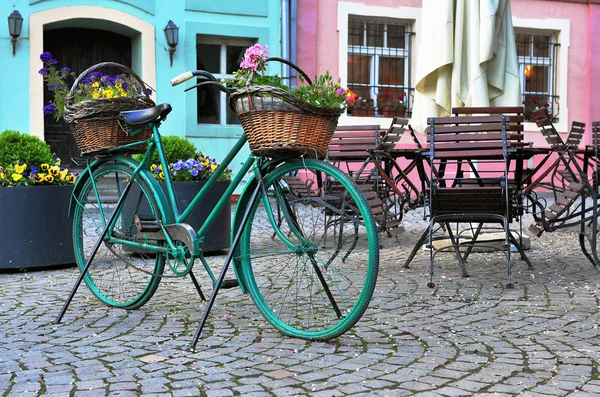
(0, 0, 282, 179)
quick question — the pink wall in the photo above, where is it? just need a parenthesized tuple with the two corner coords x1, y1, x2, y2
(296, 0, 600, 142)
(588, 3, 600, 144)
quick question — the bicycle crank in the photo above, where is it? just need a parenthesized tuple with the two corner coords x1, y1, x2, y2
(134, 215, 200, 256)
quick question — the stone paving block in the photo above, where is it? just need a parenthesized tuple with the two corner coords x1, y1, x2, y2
(75, 379, 106, 390)
(435, 386, 473, 396)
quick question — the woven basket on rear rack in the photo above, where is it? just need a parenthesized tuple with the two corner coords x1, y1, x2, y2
(229, 58, 344, 159)
(64, 62, 155, 155)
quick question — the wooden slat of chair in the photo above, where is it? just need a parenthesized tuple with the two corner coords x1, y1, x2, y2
(379, 117, 413, 151)
(327, 125, 381, 161)
(566, 121, 585, 147)
(531, 107, 565, 149)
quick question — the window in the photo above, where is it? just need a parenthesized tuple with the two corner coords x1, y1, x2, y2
(515, 31, 559, 121)
(196, 36, 256, 124)
(347, 17, 414, 118)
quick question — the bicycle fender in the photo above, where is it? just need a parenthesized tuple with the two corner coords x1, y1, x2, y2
(67, 156, 174, 224)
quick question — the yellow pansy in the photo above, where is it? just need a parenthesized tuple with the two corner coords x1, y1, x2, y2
(92, 81, 100, 88)
(0, 172, 5, 179)
(41, 164, 49, 172)
(92, 91, 100, 99)
(44, 174, 54, 183)
(35, 173, 45, 183)
(49, 166, 60, 176)
(150, 164, 157, 172)
(211, 164, 218, 171)
(158, 172, 165, 180)
(115, 83, 122, 89)
(103, 90, 114, 98)
(14, 163, 26, 173)
(59, 169, 68, 180)
(12, 173, 23, 182)
(66, 174, 76, 183)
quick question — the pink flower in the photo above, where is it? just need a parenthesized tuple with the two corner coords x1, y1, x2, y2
(336, 88, 344, 95)
(240, 44, 270, 72)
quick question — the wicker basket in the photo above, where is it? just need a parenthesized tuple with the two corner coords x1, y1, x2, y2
(229, 58, 343, 159)
(64, 62, 155, 155)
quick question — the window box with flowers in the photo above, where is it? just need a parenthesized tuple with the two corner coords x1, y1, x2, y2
(0, 130, 78, 270)
(522, 96, 550, 122)
(378, 91, 407, 118)
(131, 136, 232, 253)
(347, 97, 375, 117)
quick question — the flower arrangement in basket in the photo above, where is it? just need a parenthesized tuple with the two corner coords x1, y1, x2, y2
(40, 52, 155, 155)
(226, 44, 348, 158)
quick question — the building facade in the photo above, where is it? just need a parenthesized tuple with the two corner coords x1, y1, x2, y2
(1, 0, 288, 175)
(3, 0, 600, 168)
(296, 0, 600, 146)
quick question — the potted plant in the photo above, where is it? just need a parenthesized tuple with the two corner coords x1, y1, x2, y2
(378, 91, 407, 118)
(523, 96, 550, 122)
(0, 130, 78, 270)
(347, 96, 375, 117)
(134, 136, 233, 253)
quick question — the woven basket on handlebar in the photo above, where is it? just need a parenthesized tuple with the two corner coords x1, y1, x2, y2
(229, 58, 343, 159)
(64, 62, 155, 155)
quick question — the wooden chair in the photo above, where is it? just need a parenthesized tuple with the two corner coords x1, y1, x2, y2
(411, 114, 531, 288)
(327, 123, 409, 236)
(526, 108, 588, 237)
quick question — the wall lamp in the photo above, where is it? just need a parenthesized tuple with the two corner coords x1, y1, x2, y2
(8, 10, 23, 56)
(164, 20, 179, 67)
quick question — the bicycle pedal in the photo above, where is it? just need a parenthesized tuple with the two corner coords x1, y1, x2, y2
(134, 215, 161, 232)
(220, 279, 239, 289)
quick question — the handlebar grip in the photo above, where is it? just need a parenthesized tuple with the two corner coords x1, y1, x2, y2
(170, 71, 194, 86)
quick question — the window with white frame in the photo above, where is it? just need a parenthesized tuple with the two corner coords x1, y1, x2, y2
(347, 16, 414, 118)
(196, 36, 256, 124)
(515, 31, 559, 121)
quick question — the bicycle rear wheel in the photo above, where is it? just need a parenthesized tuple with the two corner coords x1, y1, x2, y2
(238, 159, 379, 339)
(72, 162, 165, 309)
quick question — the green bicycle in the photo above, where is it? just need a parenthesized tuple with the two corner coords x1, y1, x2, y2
(58, 62, 379, 350)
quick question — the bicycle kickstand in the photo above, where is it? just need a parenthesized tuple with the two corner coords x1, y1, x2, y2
(55, 180, 135, 324)
(189, 182, 262, 351)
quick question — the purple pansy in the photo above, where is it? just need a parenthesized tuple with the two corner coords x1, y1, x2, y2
(43, 104, 56, 115)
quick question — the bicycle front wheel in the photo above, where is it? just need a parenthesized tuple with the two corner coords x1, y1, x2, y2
(72, 162, 166, 309)
(239, 159, 379, 339)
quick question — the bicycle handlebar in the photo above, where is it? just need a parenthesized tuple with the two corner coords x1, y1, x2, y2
(170, 70, 219, 86)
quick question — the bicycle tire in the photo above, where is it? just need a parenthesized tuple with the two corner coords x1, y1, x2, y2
(238, 159, 379, 339)
(72, 162, 165, 309)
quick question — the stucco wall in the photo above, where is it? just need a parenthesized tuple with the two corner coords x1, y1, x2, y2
(0, 0, 281, 181)
(296, 0, 600, 143)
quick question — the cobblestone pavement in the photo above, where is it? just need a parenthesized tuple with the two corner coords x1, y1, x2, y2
(1, 211, 600, 396)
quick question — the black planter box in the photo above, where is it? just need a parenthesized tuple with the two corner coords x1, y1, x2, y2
(0, 185, 75, 270)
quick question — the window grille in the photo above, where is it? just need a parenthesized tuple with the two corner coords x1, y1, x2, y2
(347, 17, 414, 118)
(196, 36, 256, 125)
(515, 32, 559, 122)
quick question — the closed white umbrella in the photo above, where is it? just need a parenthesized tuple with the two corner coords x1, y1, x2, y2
(411, 0, 521, 133)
